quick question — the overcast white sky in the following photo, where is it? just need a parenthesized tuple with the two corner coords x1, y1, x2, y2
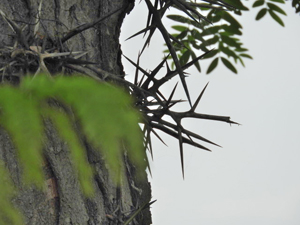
(121, 1, 300, 225)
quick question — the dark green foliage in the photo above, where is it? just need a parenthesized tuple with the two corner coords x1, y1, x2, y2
(253, 0, 286, 26)
(292, 0, 300, 13)
(164, 0, 292, 74)
(166, 1, 250, 74)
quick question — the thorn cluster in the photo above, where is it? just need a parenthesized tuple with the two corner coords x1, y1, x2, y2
(124, 0, 238, 176)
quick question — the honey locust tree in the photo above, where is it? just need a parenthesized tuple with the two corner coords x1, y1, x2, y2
(0, 0, 299, 225)
(0, 0, 152, 224)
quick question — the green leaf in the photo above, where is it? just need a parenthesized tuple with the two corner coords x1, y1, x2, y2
(221, 11, 243, 29)
(222, 24, 242, 35)
(172, 25, 188, 32)
(268, 10, 285, 26)
(220, 45, 238, 59)
(270, 0, 285, 3)
(20, 74, 145, 182)
(205, 35, 219, 45)
(235, 47, 249, 52)
(221, 57, 237, 73)
(167, 15, 193, 24)
(201, 49, 218, 59)
(0, 88, 44, 187)
(190, 51, 201, 72)
(179, 50, 190, 66)
(240, 53, 253, 59)
(221, 35, 239, 47)
(256, 8, 268, 20)
(207, 11, 222, 23)
(267, 2, 287, 15)
(198, 43, 210, 52)
(253, 0, 265, 7)
(174, 29, 188, 40)
(49, 109, 94, 196)
(187, 35, 195, 42)
(206, 57, 219, 74)
(224, 0, 249, 10)
(201, 25, 221, 36)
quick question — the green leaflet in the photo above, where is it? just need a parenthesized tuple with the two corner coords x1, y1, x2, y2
(201, 49, 218, 59)
(240, 53, 253, 59)
(221, 11, 243, 29)
(221, 35, 240, 47)
(270, 0, 285, 3)
(0, 87, 44, 187)
(267, 2, 287, 15)
(221, 57, 237, 73)
(256, 8, 268, 20)
(253, 0, 265, 8)
(207, 57, 219, 74)
(48, 109, 94, 196)
(269, 9, 285, 26)
(180, 50, 191, 66)
(223, 0, 249, 10)
(172, 25, 188, 32)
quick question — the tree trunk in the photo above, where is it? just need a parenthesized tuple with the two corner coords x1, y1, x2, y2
(0, 0, 152, 224)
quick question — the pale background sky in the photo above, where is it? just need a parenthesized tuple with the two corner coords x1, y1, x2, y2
(120, 1, 300, 224)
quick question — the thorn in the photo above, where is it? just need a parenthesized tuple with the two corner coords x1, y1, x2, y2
(191, 82, 209, 112)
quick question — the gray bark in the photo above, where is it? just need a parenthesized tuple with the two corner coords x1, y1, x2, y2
(0, 0, 152, 224)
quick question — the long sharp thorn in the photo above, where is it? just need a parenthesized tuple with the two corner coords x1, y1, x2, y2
(166, 82, 178, 106)
(165, 60, 171, 73)
(151, 54, 169, 76)
(156, 90, 167, 102)
(123, 54, 150, 76)
(145, 127, 154, 159)
(150, 122, 211, 151)
(169, 34, 188, 49)
(156, 118, 220, 147)
(138, 73, 146, 87)
(174, 0, 212, 24)
(140, 28, 156, 54)
(150, 127, 168, 146)
(178, 127, 185, 178)
(146, 156, 152, 177)
(141, 55, 169, 89)
(182, 50, 213, 72)
(125, 26, 153, 41)
(191, 82, 209, 112)
(134, 52, 141, 85)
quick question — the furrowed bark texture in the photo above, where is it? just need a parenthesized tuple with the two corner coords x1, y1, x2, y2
(0, 0, 152, 224)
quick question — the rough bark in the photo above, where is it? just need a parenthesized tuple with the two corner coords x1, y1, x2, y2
(0, 0, 152, 224)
